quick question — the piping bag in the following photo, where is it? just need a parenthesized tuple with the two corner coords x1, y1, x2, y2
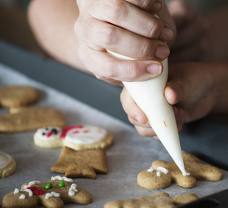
(108, 51, 188, 175)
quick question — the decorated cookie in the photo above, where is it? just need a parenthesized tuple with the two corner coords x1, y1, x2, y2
(34, 125, 113, 150)
(2, 176, 92, 208)
(0, 151, 16, 178)
(137, 152, 223, 190)
(0, 107, 65, 133)
(51, 147, 108, 178)
(0, 85, 40, 108)
(104, 192, 199, 208)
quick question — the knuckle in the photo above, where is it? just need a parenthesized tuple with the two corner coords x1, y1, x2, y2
(140, 0, 152, 9)
(124, 63, 141, 80)
(102, 25, 117, 46)
(108, 0, 125, 21)
(139, 40, 152, 57)
(146, 19, 162, 38)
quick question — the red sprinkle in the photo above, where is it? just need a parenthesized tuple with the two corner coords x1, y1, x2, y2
(28, 186, 45, 196)
(60, 125, 83, 139)
(47, 131, 53, 138)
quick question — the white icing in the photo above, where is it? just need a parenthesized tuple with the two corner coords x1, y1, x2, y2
(34, 127, 62, 148)
(19, 194, 25, 200)
(0, 152, 12, 169)
(14, 188, 19, 194)
(64, 125, 107, 145)
(27, 180, 40, 186)
(45, 192, 60, 200)
(23, 189, 33, 197)
(68, 183, 78, 197)
(183, 172, 191, 176)
(147, 166, 169, 177)
(51, 176, 73, 182)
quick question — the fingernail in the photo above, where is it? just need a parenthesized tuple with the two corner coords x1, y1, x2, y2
(161, 28, 174, 41)
(153, 1, 162, 11)
(147, 63, 162, 75)
(156, 46, 170, 59)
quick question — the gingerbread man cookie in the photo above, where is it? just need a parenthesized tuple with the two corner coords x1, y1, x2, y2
(137, 152, 223, 190)
(104, 192, 198, 208)
(0, 107, 65, 133)
(34, 125, 113, 150)
(2, 176, 92, 208)
(0, 151, 16, 178)
(51, 147, 108, 178)
(0, 85, 40, 108)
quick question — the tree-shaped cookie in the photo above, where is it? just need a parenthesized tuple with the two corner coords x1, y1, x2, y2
(104, 192, 198, 208)
(137, 152, 223, 189)
(51, 147, 108, 178)
(2, 176, 92, 208)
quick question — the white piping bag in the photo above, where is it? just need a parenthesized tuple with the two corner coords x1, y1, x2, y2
(109, 51, 187, 175)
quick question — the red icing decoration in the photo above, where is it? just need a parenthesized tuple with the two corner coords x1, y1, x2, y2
(28, 186, 45, 196)
(47, 131, 53, 138)
(60, 125, 83, 139)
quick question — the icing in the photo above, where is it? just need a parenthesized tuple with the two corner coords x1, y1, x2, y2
(19, 194, 25, 200)
(183, 172, 191, 176)
(64, 125, 107, 145)
(0, 152, 12, 169)
(28, 186, 45, 196)
(68, 183, 78, 197)
(51, 176, 73, 182)
(14, 188, 19, 194)
(23, 189, 33, 197)
(27, 181, 41, 186)
(45, 192, 60, 200)
(147, 166, 169, 177)
(34, 127, 62, 147)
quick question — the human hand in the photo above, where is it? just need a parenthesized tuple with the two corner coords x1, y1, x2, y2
(75, 0, 176, 83)
(167, 0, 209, 62)
(120, 62, 217, 137)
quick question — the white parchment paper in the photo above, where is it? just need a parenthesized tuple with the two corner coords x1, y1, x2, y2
(0, 63, 227, 207)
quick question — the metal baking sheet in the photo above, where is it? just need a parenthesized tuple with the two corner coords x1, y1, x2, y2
(0, 63, 228, 208)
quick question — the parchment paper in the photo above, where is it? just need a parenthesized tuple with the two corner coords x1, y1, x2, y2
(0, 63, 227, 207)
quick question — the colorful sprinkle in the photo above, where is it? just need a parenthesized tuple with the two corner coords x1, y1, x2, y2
(44, 182, 53, 190)
(28, 186, 45, 196)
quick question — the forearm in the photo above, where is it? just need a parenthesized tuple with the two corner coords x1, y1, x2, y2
(28, 0, 85, 71)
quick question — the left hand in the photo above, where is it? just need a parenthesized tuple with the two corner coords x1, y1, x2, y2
(120, 62, 217, 137)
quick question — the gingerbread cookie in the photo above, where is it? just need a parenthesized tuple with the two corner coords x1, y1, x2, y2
(2, 176, 92, 208)
(137, 152, 223, 190)
(34, 125, 113, 150)
(0, 107, 65, 132)
(0, 151, 16, 178)
(0, 86, 40, 108)
(104, 192, 198, 208)
(51, 147, 108, 178)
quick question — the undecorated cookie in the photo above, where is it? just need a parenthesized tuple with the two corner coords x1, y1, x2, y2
(2, 176, 92, 208)
(104, 192, 199, 208)
(51, 147, 108, 179)
(0, 107, 65, 132)
(137, 152, 223, 190)
(0, 86, 40, 108)
(34, 125, 113, 150)
(0, 151, 16, 178)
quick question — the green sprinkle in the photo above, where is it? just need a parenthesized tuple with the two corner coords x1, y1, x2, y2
(58, 180, 65, 188)
(44, 182, 52, 190)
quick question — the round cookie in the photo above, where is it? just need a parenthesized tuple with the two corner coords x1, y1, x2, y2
(34, 127, 62, 148)
(0, 86, 40, 108)
(63, 125, 113, 150)
(137, 166, 172, 189)
(0, 151, 16, 178)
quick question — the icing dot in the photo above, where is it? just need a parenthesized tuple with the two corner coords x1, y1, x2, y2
(45, 192, 60, 200)
(183, 172, 191, 176)
(19, 194, 26, 200)
(51, 176, 73, 182)
(68, 183, 78, 197)
(14, 188, 19, 195)
(23, 189, 33, 197)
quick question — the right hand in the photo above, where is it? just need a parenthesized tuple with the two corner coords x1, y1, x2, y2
(75, 0, 176, 83)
